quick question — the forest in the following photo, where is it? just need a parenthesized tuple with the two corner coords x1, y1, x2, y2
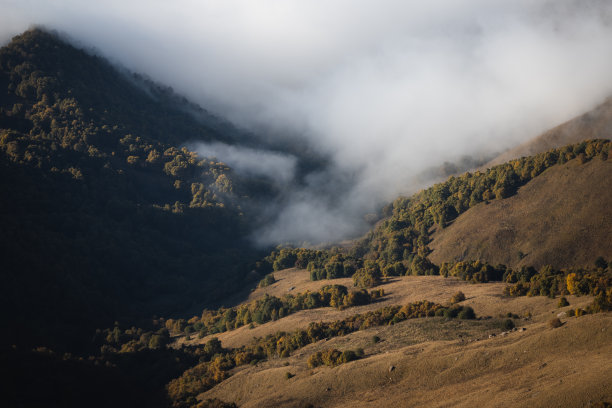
(0, 29, 293, 352)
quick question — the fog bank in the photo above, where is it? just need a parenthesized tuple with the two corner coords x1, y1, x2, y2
(3, 1, 612, 244)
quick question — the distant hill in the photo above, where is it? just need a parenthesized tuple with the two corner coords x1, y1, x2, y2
(483, 98, 612, 168)
(0, 29, 274, 350)
(351, 138, 610, 275)
(429, 155, 612, 269)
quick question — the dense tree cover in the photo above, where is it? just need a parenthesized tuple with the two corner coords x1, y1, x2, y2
(94, 323, 172, 354)
(440, 260, 507, 283)
(264, 245, 440, 286)
(503, 261, 612, 313)
(262, 247, 360, 280)
(440, 259, 612, 313)
(352, 260, 383, 288)
(165, 284, 383, 339)
(0, 29, 282, 352)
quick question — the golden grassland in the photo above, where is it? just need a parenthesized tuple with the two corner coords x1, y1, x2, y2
(170, 268, 611, 407)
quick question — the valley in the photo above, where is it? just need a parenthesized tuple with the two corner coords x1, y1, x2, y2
(0, 27, 611, 408)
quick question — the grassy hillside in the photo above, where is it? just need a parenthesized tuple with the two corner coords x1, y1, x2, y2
(430, 156, 612, 269)
(0, 29, 274, 351)
(202, 309, 612, 408)
(343, 140, 611, 279)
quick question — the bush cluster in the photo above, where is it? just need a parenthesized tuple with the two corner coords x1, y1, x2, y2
(502, 262, 612, 313)
(307, 348, 364, 368)
(165, 285, 382, 338)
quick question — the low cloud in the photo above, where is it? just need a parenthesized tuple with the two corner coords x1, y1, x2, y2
(3, 1, 612, 245)
(191, 142, 297, 184)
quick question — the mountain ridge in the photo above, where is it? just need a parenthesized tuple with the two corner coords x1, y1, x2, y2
(483, 97, 612, 168)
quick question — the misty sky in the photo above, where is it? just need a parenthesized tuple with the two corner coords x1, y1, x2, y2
(3, 0, 612, 245)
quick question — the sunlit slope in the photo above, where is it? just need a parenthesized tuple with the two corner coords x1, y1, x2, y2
(196, 268, 611, 407)
(429, 156, 612, 269)
(484, 98, 612, 168)
(203, 314, 612, 408)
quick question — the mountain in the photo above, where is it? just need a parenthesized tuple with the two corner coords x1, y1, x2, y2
(2, 28, 611, 408)
(483, 97, 612, 168)
(351, 139, 610, 278)
(0, 29, 278, 351)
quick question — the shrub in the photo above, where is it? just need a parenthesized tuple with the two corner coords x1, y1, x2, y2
(558, 297, 569, 307)
(549, 317, 563, 328)
(502, 319, 515, 330)
(372, 335, 381, 344)
(307, 348, 361, 368)
(458, 306, 475, 319)
(443, 305, 461, 319)
(594, 257, 608, 269)
(450, 291, 466, 304)
(258, 273, 276, 288)
(285, 372, 295, 379)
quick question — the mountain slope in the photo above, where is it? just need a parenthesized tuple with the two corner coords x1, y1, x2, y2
(429, 155, 612, 269)
(484, 97, 612, 168)
(0, 29, 271, 351)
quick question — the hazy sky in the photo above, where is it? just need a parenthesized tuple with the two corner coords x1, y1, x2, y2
(3, 0, 612, 245)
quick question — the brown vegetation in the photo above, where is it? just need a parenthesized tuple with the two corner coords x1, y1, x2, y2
(430, 157, 612, 269)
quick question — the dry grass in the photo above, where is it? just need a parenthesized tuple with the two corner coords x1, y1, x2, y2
(429, 157, 612, 270)
(169, 266, 611, 407)
(166, 221, 612, 408)
(178, 267, 595, 349)
(200, 309, 612, 408)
